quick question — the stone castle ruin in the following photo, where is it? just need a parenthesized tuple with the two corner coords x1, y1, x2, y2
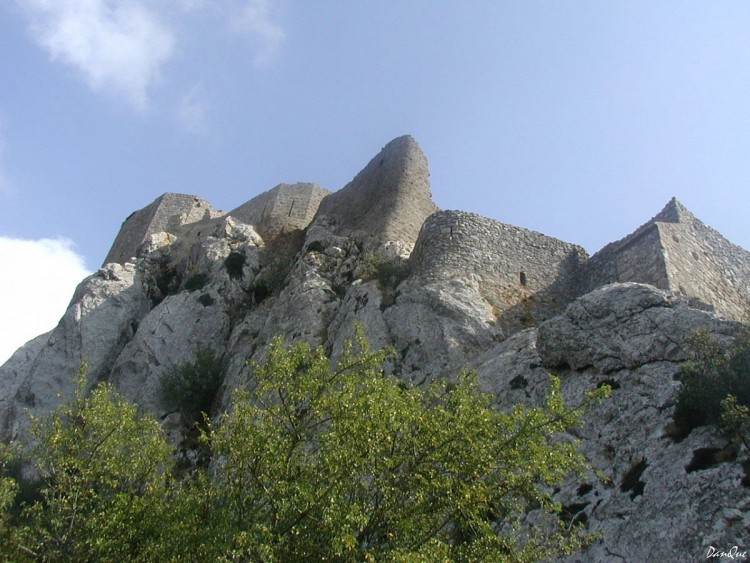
(103, 135, 750, 328)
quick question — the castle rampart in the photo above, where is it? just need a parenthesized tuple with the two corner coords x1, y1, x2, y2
(101, 137, 749, 326)
(410, 210, 588, 333)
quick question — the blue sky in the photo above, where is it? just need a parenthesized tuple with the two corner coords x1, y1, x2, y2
(1, 1, 750, 361)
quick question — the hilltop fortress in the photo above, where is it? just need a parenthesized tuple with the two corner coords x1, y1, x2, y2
(104, 135, 750, 328)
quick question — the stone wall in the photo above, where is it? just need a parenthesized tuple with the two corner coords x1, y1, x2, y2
(410, 210, 588, 334)
(659, 215, 750, 321)
(104, 193, 215, 265)
(583, 198, 750, 321)
(314, 135, 437, 249)
(229, 183, 330, 241)
(584, 223, 670, 293)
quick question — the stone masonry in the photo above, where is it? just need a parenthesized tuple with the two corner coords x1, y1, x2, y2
(410, 210, 589, 334)
(314, 135, 438, 249)
(584, 198, 750, 320)
(103, 193, 216, 265)
(229, 183, 330, 241)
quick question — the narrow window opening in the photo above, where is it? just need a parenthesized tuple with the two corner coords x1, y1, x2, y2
(520, 271, 527, 286)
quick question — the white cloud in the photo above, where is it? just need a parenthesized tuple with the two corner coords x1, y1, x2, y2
(177, 83, 209, 133)
(18, 0, 175, 112)
(0, 237, 90, 365)
(233, 0, 285, 67)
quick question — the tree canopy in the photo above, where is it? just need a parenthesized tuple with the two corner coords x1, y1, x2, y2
(1, 328, 608, 562)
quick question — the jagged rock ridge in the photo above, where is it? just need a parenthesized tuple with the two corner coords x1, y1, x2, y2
(1, 135, 749, 561)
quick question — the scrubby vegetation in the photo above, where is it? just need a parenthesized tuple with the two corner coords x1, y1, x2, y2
(159, 348, 224, 425)
(183, 272, 208, 291)
(224, 251, 247, 279)
(0, 328, 608, 562)
(673, 328, 750, 441)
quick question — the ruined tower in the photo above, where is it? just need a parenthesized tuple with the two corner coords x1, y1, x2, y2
(103, 193, 216, 265)
(314, 135, 438, 248)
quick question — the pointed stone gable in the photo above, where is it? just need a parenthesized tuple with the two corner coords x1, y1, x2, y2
(314, 135, 438, 247)
(584, 197, 750, 321)
(104, 193, 215, 266)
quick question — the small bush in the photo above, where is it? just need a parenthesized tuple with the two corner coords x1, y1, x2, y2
(160, 348, 224, 425)
(224, 252, 246, 279)
(306, 240, 324, 253)
(197, 294, 214, 307)
(362, 252, 409, 289)
(253, 260, 291, 300)
(673, 329, 750, 440)
(184, 273, 208, 291)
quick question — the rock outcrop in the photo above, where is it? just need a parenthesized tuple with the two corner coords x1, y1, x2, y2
(2, 135, 749, 561)
(474, 284, 747, 561)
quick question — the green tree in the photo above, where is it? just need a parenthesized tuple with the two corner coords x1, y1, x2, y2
(0, 330, 608, 562)
(4, 368, 178, 561)
(200, 326, 609, 561)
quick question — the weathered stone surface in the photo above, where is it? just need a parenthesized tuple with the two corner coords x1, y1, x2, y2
(584, 198, 750, 321)
(109, 290, 231, 416)
(314, 135, 438, 249)
(411, 210, 588, 337)
(0, 262, 152, 439)
(229, 183, 330, 242)
(473, 284, 748, 562)
(104, 193, 219, 266)
(537, 283, 737, 373)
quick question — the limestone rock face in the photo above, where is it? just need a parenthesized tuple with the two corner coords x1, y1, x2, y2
(537, 282, 736, 373)
(474, 283, 747, 562)
(0, 262, 152, 439)
(314, 135, 438, 250)
(2, 136, 749, 560)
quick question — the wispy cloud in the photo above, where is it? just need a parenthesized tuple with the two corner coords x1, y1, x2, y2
(177, 83, 209, 133)
(18, 0, 175, 112)
(0, 237, 90, 365)
(233, 0, 285, 67)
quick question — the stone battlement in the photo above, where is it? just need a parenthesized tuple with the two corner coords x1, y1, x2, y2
(584, 198, 750, 320)
(104, 193, 218, 265)
(314, 135, 437, 249)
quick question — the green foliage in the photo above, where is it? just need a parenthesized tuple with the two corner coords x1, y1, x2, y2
(160, 348, 224, 425)
(362, 252, 410, 289)
(197, 293, 215, 307)
(721, 395, 750, 452)
(224, 251, 247, 279)
(183, 272, 208, 291)
(254, 259, 291, 301)
(0, 369, 179, 561)
(146, 255, 181, 307)
(0, 330, 608, 562)
(673, 329, 750, 440)
(306, 240, 324, 253)
(200, 325, 608, 561)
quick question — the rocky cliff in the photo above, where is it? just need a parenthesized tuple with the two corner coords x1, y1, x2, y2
(1, 136, 749, 560)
